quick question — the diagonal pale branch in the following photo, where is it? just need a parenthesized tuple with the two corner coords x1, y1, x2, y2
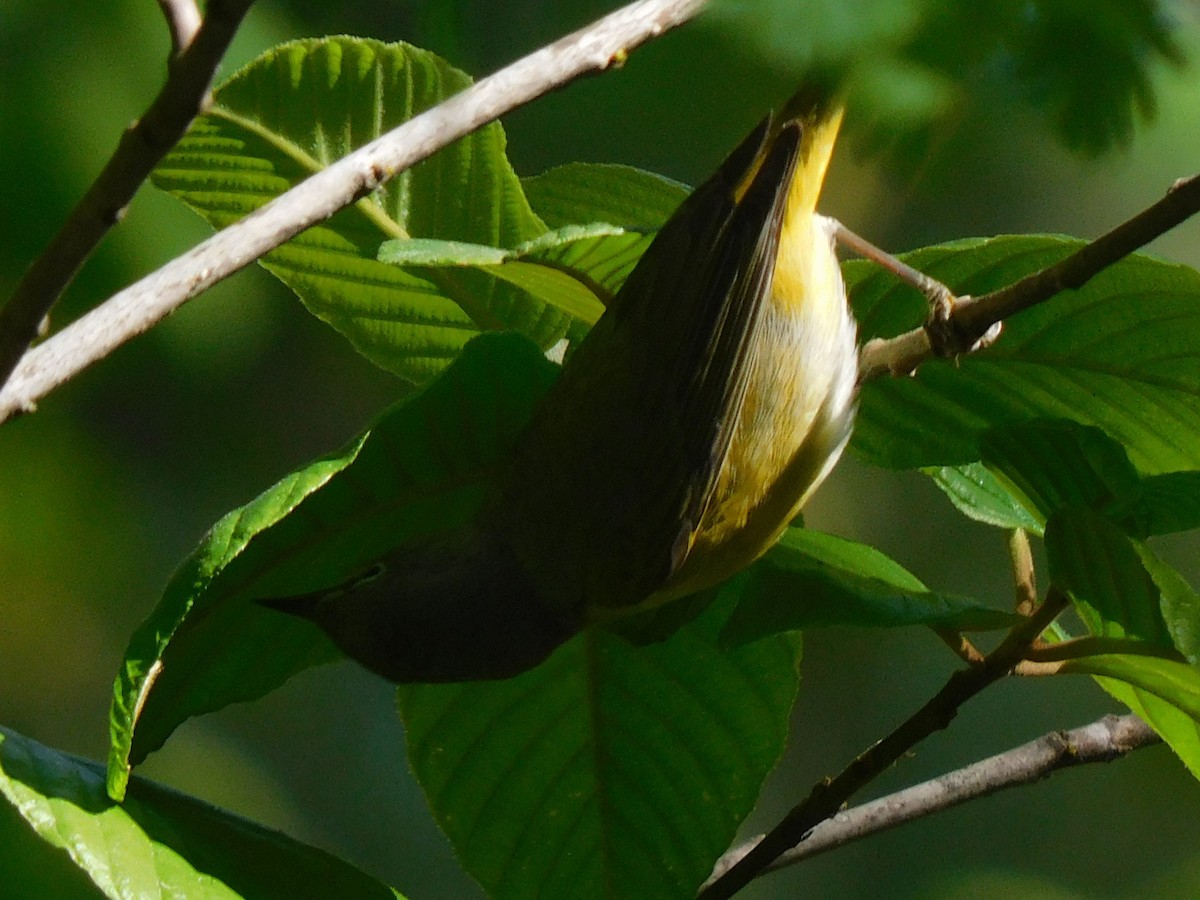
(0, 0, 708, 424)
(0, 0, 255, 394)
(707, 713, 1158, 886)
(859, 173, 1200, 381)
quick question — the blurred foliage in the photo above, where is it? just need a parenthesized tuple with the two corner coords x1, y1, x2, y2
(702, 0, 1185, 157)
(3, 0, 1200, 898)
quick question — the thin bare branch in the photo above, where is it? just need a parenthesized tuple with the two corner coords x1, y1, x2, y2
(708, 714, 1159, 885)
(698, 588, 1071, 899)
(0, 0, 708, 423)
(859, 173, 1200, 381)
(0, 0, 255, 397)
(157, 0, 203, 54)
(833, 220, 957, 316)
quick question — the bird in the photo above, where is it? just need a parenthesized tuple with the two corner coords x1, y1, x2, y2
(262, 85, 859, 683)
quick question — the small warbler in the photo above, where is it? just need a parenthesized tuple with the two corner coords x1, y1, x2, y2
(265, 87, 858, 681)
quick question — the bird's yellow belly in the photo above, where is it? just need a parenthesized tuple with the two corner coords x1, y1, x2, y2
(662, 216, 856, 598)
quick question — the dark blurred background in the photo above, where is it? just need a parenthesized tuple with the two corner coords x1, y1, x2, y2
(2, 1, 1199, 897)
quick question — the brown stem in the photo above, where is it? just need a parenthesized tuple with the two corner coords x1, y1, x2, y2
(932, 628, 985, 665)
(859, 173, 1200, 381)
(0, 0, 255, 397)
(1007, 528, 1037, 617)
(698, 588, 1070, 899)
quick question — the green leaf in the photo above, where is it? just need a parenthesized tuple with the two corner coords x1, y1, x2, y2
(379, 224, 642, 325)
(1062, 654, 1200, 724)
(850, 236, 1200, 475)
(396, 592, 799, 900)
(378, 238, 510, 266)
(1093, 678, 1200, 781)
(1134, 545, 1200, 665)
(937, 420, 1200, 542)
(1105, 471, 1200, 538)
(925, 462, 1042, 532)
(1, 727, 401, 899)
(1003, 0, 1184, 154)
(1043, 506, 1173, 646)
(522, 163, 688, 230)
(153, 37, 555, 384)
(979, 419, 1141, 523)
(720, 529, 1017, 646)
(109, 334, 558, 799)
(702, 1, 1181, 156)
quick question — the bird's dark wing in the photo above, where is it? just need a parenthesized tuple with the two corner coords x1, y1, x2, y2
(492, 118, 804, 618)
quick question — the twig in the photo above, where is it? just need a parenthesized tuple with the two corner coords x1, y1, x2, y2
(156, 0, 203, 54)
(1008, 528, 1037, 617)
(0, 0, 254, 396)
(859, 173, 1200, 381)
(706, 713, 1159, 884)
(931, 628, 985, 665)
(0, 0, 708, 423)
(833, 220, 957, 316)
(697, 588, 1070, 899)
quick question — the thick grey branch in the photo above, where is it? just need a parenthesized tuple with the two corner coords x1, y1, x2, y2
(0, 0, 708, 423)
(708, 714, 1159, 888)
(0, 0, 254, 395)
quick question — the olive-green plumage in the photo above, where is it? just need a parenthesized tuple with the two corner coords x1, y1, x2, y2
(264, 89, 858, 682)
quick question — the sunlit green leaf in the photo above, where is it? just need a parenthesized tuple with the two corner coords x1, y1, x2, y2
(925, 462, 1042, 532)
(1094, 679, 1200, 781)
(2, 727, 401, 899)
(1063, 654, 1200, 722)
(153, 37, 554, 383)
(378, 224, 640, 325)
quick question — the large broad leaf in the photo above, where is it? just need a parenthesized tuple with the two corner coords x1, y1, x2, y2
(1, 727, 401, 899)
(153, 37, 556, 384)
(1043, 505, 1174, 647)
(850, 236, 1200, 475)
(396, 592, 799, 900)
(108, 334, 557, 800)
(720, 529, 1017, 646)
